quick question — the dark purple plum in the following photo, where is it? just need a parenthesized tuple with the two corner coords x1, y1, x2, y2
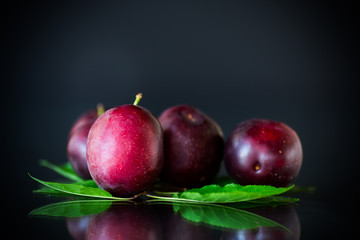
(159, 105, 224, 187)
(86, 94, 164, 197)
(68, 109, 98, 137)
(86, 204, 162, 240)
(67, 107, 101, 179)
(224, 119, 302, 187)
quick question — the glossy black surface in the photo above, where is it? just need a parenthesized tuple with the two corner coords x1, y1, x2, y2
(2, 1, 359, 239)
(24, 193, 358, 239)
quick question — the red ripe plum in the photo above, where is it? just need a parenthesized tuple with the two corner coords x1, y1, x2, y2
(86, 95, 164, 197)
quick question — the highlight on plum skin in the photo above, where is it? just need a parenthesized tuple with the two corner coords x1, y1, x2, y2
(224, 119, 303, 187)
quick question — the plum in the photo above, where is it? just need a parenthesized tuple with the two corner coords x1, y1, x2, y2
(158, 105, 224, 187)
(86, 94, 164, 197)
(67, 104, 104, 179)
(224, 119, 302, 187)
(66, 216, 91, 240)
(86, 204, 162, 240)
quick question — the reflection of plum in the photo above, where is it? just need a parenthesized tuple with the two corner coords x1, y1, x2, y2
(86, 204, 162, 240)
(66, 216, 91, 240)
(222, 205, 300, 240)
(156, 204, 221, 240)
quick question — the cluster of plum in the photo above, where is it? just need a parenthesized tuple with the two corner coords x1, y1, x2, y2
(67, 94, 303, 197)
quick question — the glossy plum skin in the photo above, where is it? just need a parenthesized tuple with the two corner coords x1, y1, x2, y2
(224, 119, 302, 187)
(67, 109, 98, 179)
(159, 105, 224, 187)
(86, 105, 164, 197)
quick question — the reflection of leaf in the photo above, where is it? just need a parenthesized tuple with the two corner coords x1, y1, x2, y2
(173, 202, 288, 231)
(288, 185, 316, 194)
(29, 200, 112, 218)
(226, 196, 299, 209)
(39, 159, 82, 182)
(249, 196, 298, 204)
(29, 174, 131, 200)
(179, 184, 294, 203)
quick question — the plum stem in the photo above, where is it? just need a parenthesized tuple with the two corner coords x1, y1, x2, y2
(133, 93, 142, 106)
(97, 103, 105, 117)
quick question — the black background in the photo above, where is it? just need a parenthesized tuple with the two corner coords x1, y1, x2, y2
(2, 1, 359, 239)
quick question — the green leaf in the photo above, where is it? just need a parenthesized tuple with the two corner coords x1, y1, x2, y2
(29, 174, 130, 200)
(178, 184, 294, 203)
(33, 179, 99, 196)
(39, 159, 83, 182)
(33, 186, 72, 197)
(173, 202, 288, 231)
(29, 200, 112, 218)
(74, 179, 99, 188)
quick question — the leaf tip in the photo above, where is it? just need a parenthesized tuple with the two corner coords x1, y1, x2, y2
(28, 173, 39, 182)
(38, 158, 48, 166)
(28, 172, 34, 179)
